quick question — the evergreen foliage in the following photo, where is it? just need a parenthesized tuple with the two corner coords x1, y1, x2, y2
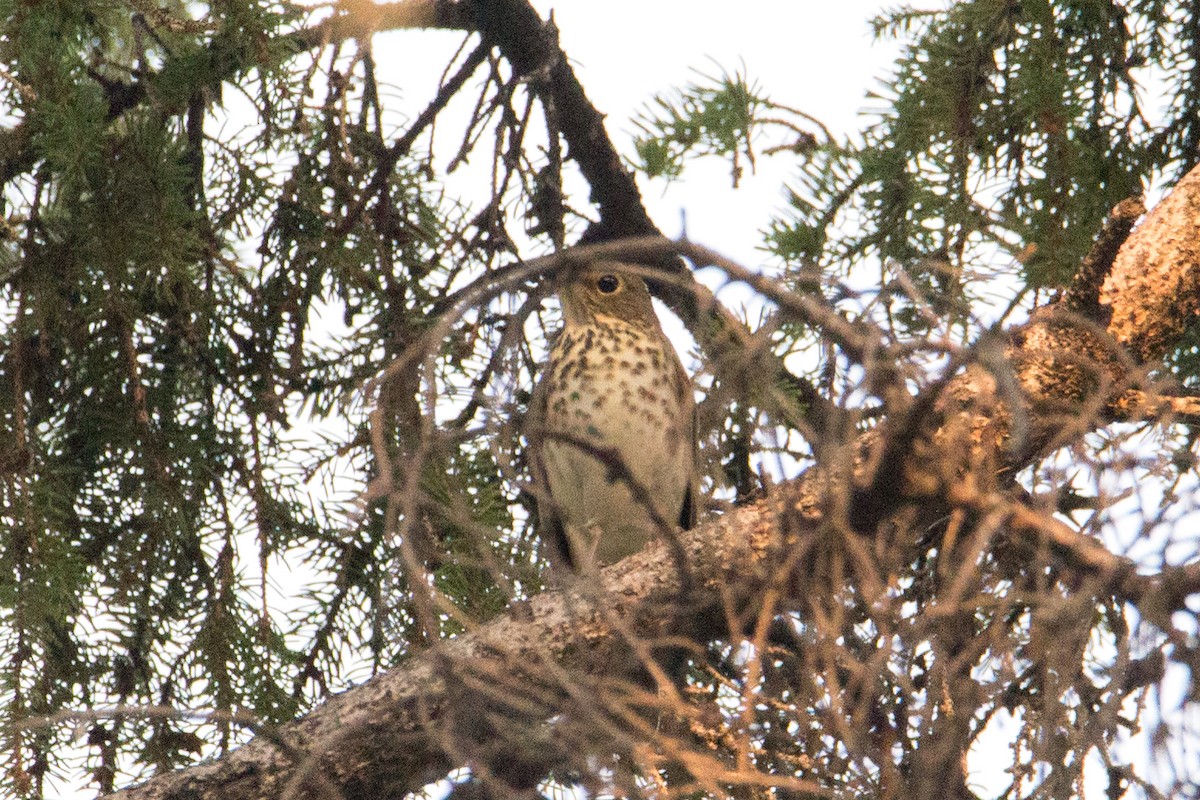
(0, 0, 1198, 797)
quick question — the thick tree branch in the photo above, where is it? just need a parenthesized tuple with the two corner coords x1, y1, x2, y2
(466, 1, 661, 249)
(290, 0, 472, 50)
(99, 460, 1200, 799)
(1103, 164, 1200, 362)
(100, 164, 1200, 798)
(18, 9, 1200, 799)
(1061, 194, 1144, 319)
(848, 164, 1200, 534)
(102, 495, 780, 800)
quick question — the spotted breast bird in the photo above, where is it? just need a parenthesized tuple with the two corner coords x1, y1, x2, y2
(529, 262, 698, 570)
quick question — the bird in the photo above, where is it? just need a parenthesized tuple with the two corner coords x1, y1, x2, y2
(528, 261, 698, 571)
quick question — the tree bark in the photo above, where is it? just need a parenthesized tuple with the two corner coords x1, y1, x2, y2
(103, 159, 1200, 800)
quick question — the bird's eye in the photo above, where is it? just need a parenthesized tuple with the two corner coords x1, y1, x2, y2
(596, 275, 620, 294)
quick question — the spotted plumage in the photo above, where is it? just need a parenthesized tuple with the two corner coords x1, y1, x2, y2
(528, 262, 698, 570)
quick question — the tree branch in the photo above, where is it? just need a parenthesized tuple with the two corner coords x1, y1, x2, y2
(101, 493, 780, 800)
(1103, 164, 1200, 361)
(1061, 194, 1144, 319)
(98, 457, 1200, 798)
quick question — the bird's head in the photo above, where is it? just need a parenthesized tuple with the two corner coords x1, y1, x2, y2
(556, 262, 660, 330)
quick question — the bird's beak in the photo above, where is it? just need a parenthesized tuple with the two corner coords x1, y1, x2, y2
(554, 268, 589, 327)
(557, 284, 586, 327)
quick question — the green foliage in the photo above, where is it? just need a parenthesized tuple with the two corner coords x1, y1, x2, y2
(633, 64, 773, 186)
(0, 1, 527, 794)
(774, 0, 1170, 301)
(633, 2, 1200, 341)
(2, 0, 1200, 795)
(789, 0, 1143, 289)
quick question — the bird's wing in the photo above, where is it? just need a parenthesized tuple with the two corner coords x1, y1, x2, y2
(527, 359, 575, 568)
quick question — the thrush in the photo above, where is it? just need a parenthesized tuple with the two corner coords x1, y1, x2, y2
(528, 261, 698, 570)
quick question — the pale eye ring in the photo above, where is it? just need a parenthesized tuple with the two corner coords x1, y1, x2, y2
(596, 275, 620, 294)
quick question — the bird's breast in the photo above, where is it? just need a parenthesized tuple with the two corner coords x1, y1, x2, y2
(536, 322, 694, 565)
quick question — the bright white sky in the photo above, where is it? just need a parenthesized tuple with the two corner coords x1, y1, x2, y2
(362, 2, 907, 271)
(531, 1, 903, 265)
